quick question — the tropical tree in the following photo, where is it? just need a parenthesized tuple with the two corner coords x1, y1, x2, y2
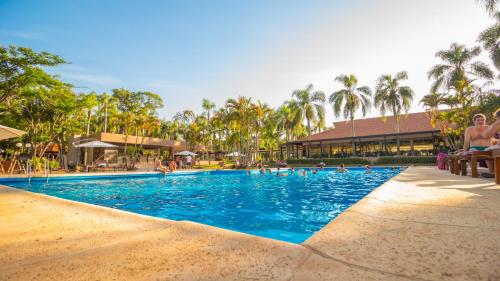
(14, 86, 76, 161)
(112, 88, 142, 168)
(261, 111, 283, 161)
(78, 92, 98, 136)
(202, 99, 216, 163)
(329, 74, 371, 156)
(374, 71, 415, 155)
(97, 92, 118, 133)
(226, 96, 253, 165)
(428, 43, 494, 147)
(478, 11, 500, 71)
(420, 92, 447, 125)
(0, 45, 66, 111)
(292, 84, 325, 158)
(251, 100, 271, 161)
(428, 43, 494, 95)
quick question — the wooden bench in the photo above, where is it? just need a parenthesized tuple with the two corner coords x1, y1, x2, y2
(457, 150, 500, 184)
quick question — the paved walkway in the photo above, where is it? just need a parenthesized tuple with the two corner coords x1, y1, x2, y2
(1, 167, 499, 281)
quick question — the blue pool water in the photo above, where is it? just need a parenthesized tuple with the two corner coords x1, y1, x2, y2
(2, 167, 401, 243)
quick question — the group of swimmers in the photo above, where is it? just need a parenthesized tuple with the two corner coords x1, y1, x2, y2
(247, 163, 378, 177)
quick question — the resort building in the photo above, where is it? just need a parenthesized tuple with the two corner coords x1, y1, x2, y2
(283, 112, 447, 159)
(67, 132, 186, 165)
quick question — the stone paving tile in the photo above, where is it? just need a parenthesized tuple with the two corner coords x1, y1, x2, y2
(351, 197, 500, 229)
(290, 254, 411, 281)
(305, 211, 500, 281)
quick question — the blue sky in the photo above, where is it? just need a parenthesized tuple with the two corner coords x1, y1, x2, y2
(0, 0, 496, 123)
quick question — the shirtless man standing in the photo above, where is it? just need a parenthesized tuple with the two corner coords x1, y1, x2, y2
(463, 114, 492, 152)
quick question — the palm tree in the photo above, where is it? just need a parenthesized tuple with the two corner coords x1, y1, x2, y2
(202, 99, 216, 163)
(251, 100, 271, 161)
(420, 92, 448, 134)
(374, 71, 415, 155)
(261, 111, 283, 161)
(477, 0, 499, 15)
(97, 92, 118, 133)
(428, 43, 494, 95)
(478, 12, 500, 71)
(78, 92, 98, 136)
(292, 84, 325, 158)
(226, 96, 252, 165)
(329, 74, 371, 156)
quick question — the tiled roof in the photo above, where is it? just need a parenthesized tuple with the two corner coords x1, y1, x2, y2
(295, 112, 439, 142)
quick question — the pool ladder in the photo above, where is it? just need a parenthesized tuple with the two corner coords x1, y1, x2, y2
(25, 159, 50, 184)
(44, 160, 49, 183)
(26, 160, 32, 184)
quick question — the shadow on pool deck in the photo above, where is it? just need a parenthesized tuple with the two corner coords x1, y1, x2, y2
(0, 166, 499, 281)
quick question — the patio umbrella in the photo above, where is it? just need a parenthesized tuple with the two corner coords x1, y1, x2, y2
(0, 125, 26, 141)
(73, 140, 118, 166)
(74, 140, 118, 148)
(175, 150, 197, 156)
(225, 152, 244, 157)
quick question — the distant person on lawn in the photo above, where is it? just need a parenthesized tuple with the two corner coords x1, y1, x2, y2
(186, 155, 192, 169)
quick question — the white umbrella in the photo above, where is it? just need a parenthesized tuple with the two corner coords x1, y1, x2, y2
(73, 140, 118, 167)
(175, 150, 197, 156)
(74, 140, 117, 148)
(226, 152, 244, 157)
(0, 125, 26, 141)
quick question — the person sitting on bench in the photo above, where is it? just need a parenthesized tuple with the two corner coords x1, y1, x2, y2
(463, 114, 492, 152)
(463, 113, 494, 174)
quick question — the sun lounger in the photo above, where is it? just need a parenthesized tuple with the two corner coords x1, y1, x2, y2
(457, 151, 492, 177)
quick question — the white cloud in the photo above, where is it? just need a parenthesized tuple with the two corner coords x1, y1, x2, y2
(0, 30, 44, 40)
(61, 72, 121, 87)
(207, 0, 497, 124)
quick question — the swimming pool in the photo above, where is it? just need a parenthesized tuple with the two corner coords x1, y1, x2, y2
(1, 167, 401, 243)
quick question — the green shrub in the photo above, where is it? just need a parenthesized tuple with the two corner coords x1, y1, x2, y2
(373, 156, 436, 165)
(49, 159, 60, 170)
(286, 158, 370, 166)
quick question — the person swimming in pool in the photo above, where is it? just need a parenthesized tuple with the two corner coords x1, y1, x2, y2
(463, 113, 492, 153)
(337, 163, 348, 173)
(364, 164, 372, 174)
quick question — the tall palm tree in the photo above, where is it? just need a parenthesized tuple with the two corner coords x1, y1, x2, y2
(478, 11, 500, 71)
(428, 43, 494, 95)
(251, 100, 271, 161)
(374, 71, 415, 155)
(292, 84, 325, 158)
(329, 74, 371, 156)
(202, 99, 216, 163)
(420, 92, 448, 134)
(226, 96, 252, 165)
(97, 92, 117, 133)
(261, 111, 283, 161)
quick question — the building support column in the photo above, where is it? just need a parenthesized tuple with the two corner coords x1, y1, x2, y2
(319, 141, 323, 158)
(410, 139, 414, 156)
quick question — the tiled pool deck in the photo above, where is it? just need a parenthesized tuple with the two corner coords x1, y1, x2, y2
(1, 166, 499, 281)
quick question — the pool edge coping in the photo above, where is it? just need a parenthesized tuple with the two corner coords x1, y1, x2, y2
(0, 166, 409, 246)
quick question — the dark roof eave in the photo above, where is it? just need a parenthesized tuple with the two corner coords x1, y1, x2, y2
(285, 130, 442, 145)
